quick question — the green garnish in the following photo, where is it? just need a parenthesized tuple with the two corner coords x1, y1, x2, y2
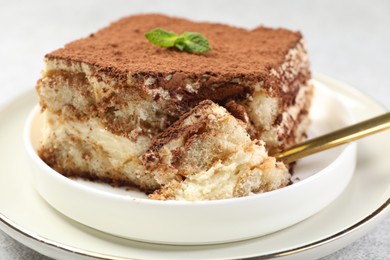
(145, 28, 211, 54)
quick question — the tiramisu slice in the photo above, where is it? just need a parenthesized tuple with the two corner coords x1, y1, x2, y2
(36, 14, 312, 194)
(143, 101, 290, 201)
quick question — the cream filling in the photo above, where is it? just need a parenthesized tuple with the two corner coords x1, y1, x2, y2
(174, 162, 239, 201)
(247, 92, 279, 130)
(174, 143, 270, 201)
(41, 110, 150, 168)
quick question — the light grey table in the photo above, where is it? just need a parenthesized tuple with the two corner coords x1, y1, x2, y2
(0, 0, 389, 259)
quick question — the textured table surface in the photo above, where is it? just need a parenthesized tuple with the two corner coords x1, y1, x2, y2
(0, 0, 389, 259)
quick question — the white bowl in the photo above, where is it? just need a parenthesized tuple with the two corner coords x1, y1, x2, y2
(24, 84, 357, 245)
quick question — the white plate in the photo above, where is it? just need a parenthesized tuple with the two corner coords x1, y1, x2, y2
(23, 78, 356, 245)
(0, 74, 389, 259)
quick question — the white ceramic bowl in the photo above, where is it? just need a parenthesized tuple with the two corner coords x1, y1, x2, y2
(24, 84, 357, 245)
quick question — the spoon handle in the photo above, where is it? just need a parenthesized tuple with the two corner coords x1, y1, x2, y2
(271, 112, 390, 164)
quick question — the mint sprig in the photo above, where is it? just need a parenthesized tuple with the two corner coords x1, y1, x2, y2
(145, 28, 211, 54)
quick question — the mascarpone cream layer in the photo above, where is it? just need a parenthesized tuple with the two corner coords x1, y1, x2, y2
(174, 142, 289, 201)
(41, 110, 150, 169)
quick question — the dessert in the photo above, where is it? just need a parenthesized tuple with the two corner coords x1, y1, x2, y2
(144, 101, 290, 201)
(35, 14, 313, 197)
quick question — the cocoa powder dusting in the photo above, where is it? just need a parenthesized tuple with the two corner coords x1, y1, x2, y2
(46, 14, 302, 82)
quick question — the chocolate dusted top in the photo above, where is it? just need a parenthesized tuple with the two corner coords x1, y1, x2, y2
(46, 14, 308, 116)
(47, 14, 302, 82)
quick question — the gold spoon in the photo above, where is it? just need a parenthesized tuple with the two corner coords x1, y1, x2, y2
(271, 112, 390, 164)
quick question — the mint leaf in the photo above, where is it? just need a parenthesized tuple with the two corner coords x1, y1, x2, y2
(145, 28, 211, 54)
(145, 28, 178, 48)
(176, 32, 211, 53)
